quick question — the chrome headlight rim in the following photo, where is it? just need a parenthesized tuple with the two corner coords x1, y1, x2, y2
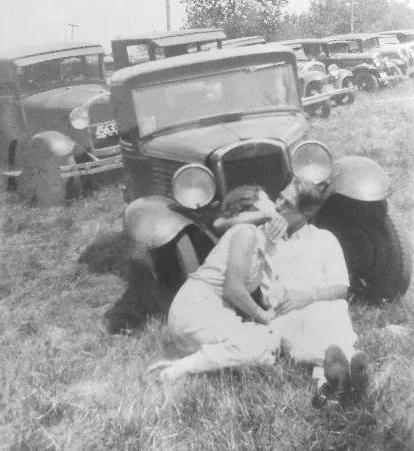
(328, 63, 340, 78)
(291, 140, 333, 184)
(69, 107, 90, 130)
(172, 163, 216, 210)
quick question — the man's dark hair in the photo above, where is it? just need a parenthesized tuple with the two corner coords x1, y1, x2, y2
(221, 185, 263, 218)
(292, 177, 325, 214)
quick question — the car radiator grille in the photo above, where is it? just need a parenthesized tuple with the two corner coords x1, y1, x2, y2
(220, 143, 290, 200)
(88, 102, 120, 155)
(152, 159, 184, 196)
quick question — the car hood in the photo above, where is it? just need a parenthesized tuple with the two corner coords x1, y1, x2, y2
(21, 84, 108, 112)
(331, 51, 377, 60)
(142, 114, 308, 164)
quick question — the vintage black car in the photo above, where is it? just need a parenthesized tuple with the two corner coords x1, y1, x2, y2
(378, 33, 413, 76)
(380, 30, 414, 77)
(109, 44, 411, 315)
(281, 40, 356, 114)
(0, 42, 121, 205)
(326, 33, 405, 90)
(110, 28, 226, 71)
(219, 37, 343, 118)
(281, 38, 356, 106)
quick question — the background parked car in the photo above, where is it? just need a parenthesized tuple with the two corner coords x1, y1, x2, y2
(281, 38, 356, 107)
(109, 44, 411, 316)
(110, 28, 226, 71)
(378, 33, 412, 76)
(326, 33, 404, 90)
(0, 42, 121, 205)
(380, 30, 414, 77)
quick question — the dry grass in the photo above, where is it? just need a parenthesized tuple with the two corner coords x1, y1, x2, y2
(1, 81, 414, 450)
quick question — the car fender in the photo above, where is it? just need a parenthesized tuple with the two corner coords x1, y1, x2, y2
(27, 130, 77, 163)
(328, 156, 390, 201)
(337, 68, 353, 85)
(352, 63, 378, 76)
(302, 71, 326, 89)
(123, 195, 195, 252)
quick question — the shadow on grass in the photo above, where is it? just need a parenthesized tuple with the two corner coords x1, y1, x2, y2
(78, 230, 174, 334)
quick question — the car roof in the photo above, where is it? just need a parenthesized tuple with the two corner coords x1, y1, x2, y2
(280, 38, 328, 45)
(380, 29, 414, 35)
(222, 36, 266, 47)
(0, 41, 103, 61)
(327, 33, 379, 41)
(111, 28, 226, 47)
(111, 44, 295, 86)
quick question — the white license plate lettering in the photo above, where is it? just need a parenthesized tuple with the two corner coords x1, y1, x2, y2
(95, 121, 118, 139)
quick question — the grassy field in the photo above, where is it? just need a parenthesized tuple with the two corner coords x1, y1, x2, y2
(1, 80, 414, 450)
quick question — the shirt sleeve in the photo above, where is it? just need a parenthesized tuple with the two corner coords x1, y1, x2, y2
(319, 230, 350, 287)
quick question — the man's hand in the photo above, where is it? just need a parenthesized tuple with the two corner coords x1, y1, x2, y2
(273, 289, 313, 316)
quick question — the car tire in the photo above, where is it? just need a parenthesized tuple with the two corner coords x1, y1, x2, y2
(355, 72, 379, 91)
(387, 63, 403, 80)
(316, 197, 412, 301)
(336, 78, 355, 105)
(305, 84, 331, 118)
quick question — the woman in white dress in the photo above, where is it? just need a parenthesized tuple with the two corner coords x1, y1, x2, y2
(150, 180, 368, 405)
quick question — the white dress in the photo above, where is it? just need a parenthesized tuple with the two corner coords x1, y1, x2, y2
(265, 224, 357, 365)
(168, 224, 281, 369)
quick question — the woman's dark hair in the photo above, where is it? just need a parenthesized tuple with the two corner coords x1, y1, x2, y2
(221, 185, 263, 218)
(292, 177, 325, 214)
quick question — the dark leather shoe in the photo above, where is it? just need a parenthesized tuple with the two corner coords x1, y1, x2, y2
(324, 345, 351, 404)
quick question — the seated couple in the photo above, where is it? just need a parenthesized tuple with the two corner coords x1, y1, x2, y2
(150, 178, 369, 406)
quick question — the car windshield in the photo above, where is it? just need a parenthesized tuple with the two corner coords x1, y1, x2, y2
(379, 35, 400, 45)
(133, 61, 300, 137)
(18, 54, 103, 94)
(362, 38, 380, 51)
(329, 42, 350, 54)
(293, 46, 307, 61)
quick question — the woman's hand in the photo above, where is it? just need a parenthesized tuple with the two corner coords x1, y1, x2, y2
(262, 213, 288, 243)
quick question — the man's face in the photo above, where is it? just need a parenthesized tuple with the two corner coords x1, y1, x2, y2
(274, 183, 307, 234)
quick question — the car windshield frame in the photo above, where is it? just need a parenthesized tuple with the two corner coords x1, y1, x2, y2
(17, 53, 105, 95)
(379, 35, 400, 45)
(132, 61, 301, 138)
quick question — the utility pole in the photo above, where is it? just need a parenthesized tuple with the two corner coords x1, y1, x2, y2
(166, 0, 171, 31)
(350, 0, 354, 33)
(68, 23, 79, 41)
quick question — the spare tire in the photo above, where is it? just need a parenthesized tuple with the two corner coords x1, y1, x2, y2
(316, 196, 412, 301)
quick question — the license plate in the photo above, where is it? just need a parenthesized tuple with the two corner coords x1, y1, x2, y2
(379, 72, 387, 79)
(95, 121, 118, 140)
(325, 84, 334, 92)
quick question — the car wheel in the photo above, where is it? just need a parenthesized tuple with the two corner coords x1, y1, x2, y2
(336, 78, 355, 105)
(306, 84, 331, 118)
(316, 197, 412, 301)
(387, 63, 403, 80)
(355, 72, 379, 91)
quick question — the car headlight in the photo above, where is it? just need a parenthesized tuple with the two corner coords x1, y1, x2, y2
(373, 53, 382, 67)
(328, 64, 339, 78)
(69, 107, 90, 130)
(172, 164, 216, 209)
(291, 141, 333, 184)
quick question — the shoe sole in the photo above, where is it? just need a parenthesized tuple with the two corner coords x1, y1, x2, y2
(350, 352, 369, 401)
(324, 345, 351, 401)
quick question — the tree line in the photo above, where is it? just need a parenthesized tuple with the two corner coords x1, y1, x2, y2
(181, 0, 414, 40)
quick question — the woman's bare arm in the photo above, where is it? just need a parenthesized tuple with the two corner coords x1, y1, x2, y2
(222, 225, 275, 324)
(214, 210, 270, 233)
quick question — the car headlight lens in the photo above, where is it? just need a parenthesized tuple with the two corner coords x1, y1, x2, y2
(69, 107, 90, 130)
(328, 64, 339, 78)
(373, 53, 382, 67)
(172, 164, 216, 209)
(291, 141, 333, 184)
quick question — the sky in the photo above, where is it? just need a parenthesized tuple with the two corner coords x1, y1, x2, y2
(1, 0, 414, 53)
